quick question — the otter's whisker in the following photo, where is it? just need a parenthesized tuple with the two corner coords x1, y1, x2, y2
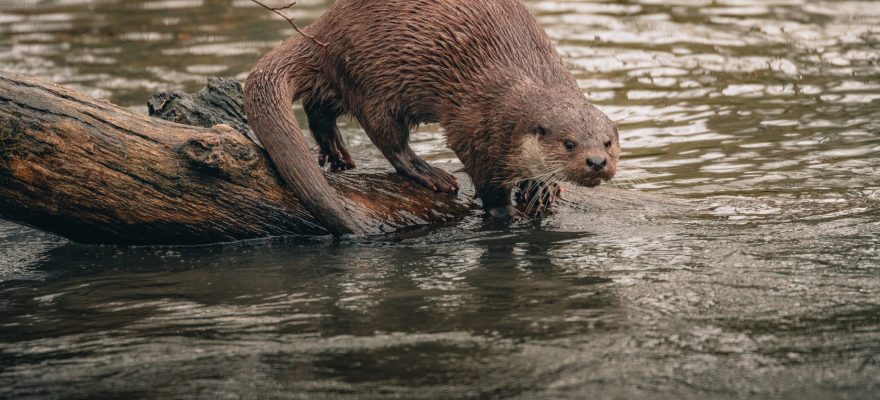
(522, 168, 565, 216)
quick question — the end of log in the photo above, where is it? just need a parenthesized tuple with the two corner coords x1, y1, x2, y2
(149, 77, 259, 145)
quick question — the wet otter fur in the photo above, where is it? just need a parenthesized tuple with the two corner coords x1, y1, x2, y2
(244, 0, 620, 235)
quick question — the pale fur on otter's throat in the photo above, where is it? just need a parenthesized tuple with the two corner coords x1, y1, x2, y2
(505, 136, 559, 188)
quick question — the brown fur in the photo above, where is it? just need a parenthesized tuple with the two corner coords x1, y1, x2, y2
(244, 0, 619, 235)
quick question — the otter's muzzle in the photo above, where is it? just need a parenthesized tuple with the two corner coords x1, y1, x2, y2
(586, 156, 607, 171)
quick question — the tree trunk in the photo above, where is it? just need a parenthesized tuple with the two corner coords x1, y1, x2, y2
(0, 72, 473, 245)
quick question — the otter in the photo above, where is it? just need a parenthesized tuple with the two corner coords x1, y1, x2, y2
(244, 0, 620, 236)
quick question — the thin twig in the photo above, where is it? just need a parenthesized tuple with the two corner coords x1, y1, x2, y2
(250, 0, 328, 47)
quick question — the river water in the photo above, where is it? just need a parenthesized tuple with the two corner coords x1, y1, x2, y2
(1, 0, 878, 399)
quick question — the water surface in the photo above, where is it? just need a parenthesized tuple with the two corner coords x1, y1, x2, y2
(1, 0, 879, 398)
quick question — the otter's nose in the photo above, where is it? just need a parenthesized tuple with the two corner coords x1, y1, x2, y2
(586, 156, 607, 171)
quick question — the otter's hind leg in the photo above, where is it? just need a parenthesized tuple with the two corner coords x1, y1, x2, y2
(360, 116, 459, 193)
(305, 101, 356, 171)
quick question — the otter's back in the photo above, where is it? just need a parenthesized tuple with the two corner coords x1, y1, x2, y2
(308, 0, 575, 120)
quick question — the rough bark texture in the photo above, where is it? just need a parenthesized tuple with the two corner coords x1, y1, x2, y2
(148, 77, 259, 145)
(0, 72, 472, 245)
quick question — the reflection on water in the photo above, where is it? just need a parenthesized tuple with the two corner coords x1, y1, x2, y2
(1, 0, 879, 398)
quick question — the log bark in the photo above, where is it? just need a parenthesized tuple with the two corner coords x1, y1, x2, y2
(147, 76, 259, 146)
(0, 72, 473, 245)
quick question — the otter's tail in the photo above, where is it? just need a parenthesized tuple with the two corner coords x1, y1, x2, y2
(244, 39, 361, 236)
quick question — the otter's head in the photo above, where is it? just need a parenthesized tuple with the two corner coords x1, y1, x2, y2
(505, 92, 619, 189)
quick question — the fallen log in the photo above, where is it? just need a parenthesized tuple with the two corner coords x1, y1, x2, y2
(0, 72, 473, 245)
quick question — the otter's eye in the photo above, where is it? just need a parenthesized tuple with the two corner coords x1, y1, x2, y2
(564, 140, 577, 151)
(604, 140, 613, 149)
(537, 126, 548, 136)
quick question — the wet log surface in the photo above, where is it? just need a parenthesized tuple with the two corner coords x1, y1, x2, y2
(0, 72, 473, 245)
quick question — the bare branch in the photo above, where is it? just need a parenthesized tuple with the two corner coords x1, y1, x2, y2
(250, 0, 327, 47)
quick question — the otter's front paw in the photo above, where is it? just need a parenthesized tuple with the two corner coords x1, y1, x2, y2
(515, 180, 562, 215)
(401, 161, 460, 194)
(486, 205, 515, 219)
